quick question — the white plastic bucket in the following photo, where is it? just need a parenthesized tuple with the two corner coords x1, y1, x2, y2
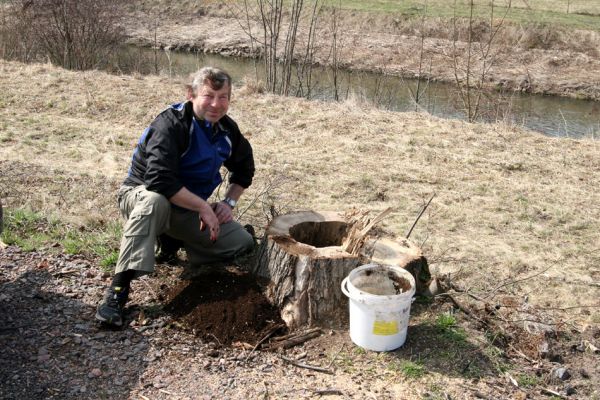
(341, 263, 415, 351)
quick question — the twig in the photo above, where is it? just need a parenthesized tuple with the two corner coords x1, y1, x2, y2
(327, 343, 345, 369)
(272, 327, 321, 342)
(280, 355, 334, 375)
(136, 321, 166, 333)
(313, 388, 344, 396)
(540, 388, 566, 399)
(508, 343, 535, 363)
(447, 281, 485, 302)
(483, 262, 556, 300)
(405, 192, 435, 239)
(440, 292, 488, 326)
(138, 394, 150, 400)
(266, 329, 322, 350)
(207, 333, 222, 347)
(246, 323, 286, 361)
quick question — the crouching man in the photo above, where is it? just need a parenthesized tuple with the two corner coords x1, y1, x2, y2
(96, 67, 255, 327)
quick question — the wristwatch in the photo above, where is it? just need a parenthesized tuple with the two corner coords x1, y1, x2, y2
(223, 197, 237, 209)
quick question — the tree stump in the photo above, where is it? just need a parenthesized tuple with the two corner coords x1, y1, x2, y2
(252, 211, 432, 329)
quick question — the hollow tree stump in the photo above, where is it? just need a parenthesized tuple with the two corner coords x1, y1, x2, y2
(253, 211, 431, 329)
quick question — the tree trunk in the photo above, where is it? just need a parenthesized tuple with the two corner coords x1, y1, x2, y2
(253, 211, 432, 329)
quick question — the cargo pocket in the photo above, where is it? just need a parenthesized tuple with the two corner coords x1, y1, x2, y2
(123, 205, 153, 237)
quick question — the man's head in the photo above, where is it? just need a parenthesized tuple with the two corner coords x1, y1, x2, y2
(186, 67, 232, 123)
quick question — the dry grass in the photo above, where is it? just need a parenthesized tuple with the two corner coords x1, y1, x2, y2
(1, 59, 599, 326)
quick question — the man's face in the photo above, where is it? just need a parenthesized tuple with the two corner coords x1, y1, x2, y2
(190, 83, 230, 123)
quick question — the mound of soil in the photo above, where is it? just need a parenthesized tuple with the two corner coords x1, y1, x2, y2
(162, 268, 286, 345)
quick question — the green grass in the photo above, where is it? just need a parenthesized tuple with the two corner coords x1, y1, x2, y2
(517, 372, 541, 387)
(388, 359, 427, 378)
(322, 0, 600, 31)
(435, 313, 468, 343)
(1, 207, 121, 267)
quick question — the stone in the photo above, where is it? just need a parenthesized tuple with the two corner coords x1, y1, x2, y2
(538, 341, 549, 358)
(554, 367, 571, 381)
(564, 385, 576, 396)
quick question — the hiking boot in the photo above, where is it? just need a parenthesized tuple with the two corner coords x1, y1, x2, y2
(156, 234, 182, 264)
(95, 286, 129, 327)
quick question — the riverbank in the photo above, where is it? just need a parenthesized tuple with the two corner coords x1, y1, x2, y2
(1, 60, 599, 398)
(122, 2, 600, 101)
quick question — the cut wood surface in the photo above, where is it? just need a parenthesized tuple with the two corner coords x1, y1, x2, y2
(253, 210, 433, 329)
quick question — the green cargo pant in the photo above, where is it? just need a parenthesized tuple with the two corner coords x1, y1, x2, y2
(114, 185, 254, 277)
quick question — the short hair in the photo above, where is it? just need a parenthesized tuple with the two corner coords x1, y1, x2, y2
(187, 67, 232, 98)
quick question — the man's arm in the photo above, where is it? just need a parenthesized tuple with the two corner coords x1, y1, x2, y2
(170, 187, 220, 241)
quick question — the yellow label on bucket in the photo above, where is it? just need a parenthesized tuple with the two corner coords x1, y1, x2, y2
(372, 320, 399, 336)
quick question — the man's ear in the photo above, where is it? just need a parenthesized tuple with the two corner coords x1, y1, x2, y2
(185, 85, 194, 100)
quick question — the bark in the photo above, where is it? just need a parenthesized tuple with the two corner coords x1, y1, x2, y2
(253, 211, 433, 329)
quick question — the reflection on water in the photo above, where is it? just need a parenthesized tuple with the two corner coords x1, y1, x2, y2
(112, 46, 599, 139)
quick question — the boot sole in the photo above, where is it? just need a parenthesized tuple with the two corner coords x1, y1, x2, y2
(95, 310, 123, 327)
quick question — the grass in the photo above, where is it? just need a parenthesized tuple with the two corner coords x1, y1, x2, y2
(388, 359, 427, 379)
(517, 373, 541, 387)
(321, 0, 600, 31)
(435, 313, 468, 344)
(1, 59, 599, 329)
(1, 207, 121, 268)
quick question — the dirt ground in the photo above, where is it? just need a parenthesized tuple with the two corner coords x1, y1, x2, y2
(1, 58, 599, 399)
(162, 267, 286, 345)
(122, 1, 600, 101)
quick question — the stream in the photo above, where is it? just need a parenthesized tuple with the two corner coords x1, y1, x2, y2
(113, 47, 599, 139)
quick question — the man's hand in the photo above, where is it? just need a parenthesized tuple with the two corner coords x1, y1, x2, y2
(169, 187, 222, 242)
(212, 201, 234, 224)
(198, 202, 220, 242)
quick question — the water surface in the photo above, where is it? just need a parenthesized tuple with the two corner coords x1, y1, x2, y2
(113, 47, 599, 139)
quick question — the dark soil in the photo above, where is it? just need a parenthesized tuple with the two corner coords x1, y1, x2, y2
(161, 268, 287, 345)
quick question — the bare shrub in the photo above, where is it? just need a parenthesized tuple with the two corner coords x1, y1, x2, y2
(2, 0, 124, 70)
(0, 2, 38, 62)
(236, 0, 324, 97)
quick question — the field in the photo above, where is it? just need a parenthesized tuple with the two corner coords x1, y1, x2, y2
(329, 0, 600, 30)
(1, 58, 599, 398)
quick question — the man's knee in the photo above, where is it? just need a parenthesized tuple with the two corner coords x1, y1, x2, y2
(240, 228, 254, 253)
(230, 225, 255, 256)
(142, 190, 170, 216)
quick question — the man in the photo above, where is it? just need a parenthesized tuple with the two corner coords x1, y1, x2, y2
(96, 67, 255, 327)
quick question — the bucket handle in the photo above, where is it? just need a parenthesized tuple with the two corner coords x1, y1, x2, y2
(341, 277, 351, 299)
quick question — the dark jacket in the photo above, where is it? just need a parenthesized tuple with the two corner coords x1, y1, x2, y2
(123, 101, 254, 199)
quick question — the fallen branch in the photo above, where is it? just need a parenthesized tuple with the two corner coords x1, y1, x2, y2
(271, 327, 321, 342)
(441, 292, 488, 326)
(313, 388, 344, 396)
(265, 328, 322, 350)
(246, 323, 286, 360)
(540, 388, 566, 399)
(280, 355, 334, 375)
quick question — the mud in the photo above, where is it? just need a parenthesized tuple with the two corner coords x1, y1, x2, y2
(161, 267, 286, 345)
